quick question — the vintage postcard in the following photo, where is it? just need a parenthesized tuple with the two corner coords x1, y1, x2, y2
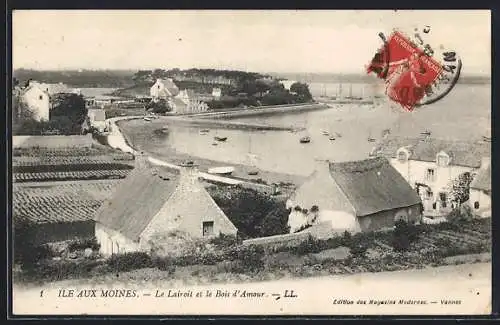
(10, 9, 491, 316)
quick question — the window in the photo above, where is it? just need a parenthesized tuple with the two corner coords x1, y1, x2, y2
(437, 155, 449, 167)
(397, 151, 407, 163)
(425, 168, 436, 182)
(158, 85, 160, 89)
(439, 192, 447, 203)
(474, 201, 480, 209)
(426, 190, 433, 199)
(39, 95, 43, 100)
(202, 221, 214, 237)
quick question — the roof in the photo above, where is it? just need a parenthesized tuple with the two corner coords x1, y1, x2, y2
(93, 157, 180, 241)
(329, 157, 421, 217)
(158, 78, 180, 97)
(470, 164, 491, 192)
(372, 136, 491, 168)
(171, 97, 188, 111)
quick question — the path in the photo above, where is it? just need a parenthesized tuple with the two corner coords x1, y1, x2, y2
(12, 262, 491, 315)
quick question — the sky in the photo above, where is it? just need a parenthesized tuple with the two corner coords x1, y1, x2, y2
(12, 10, 491, 75)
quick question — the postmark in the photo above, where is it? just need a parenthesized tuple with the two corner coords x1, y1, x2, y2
(367, 27, 462, 111)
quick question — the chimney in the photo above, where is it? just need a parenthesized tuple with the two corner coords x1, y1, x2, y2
(179, 161, 200, 191)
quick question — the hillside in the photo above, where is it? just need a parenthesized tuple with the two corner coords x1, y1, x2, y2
(13, 69, 136, 88)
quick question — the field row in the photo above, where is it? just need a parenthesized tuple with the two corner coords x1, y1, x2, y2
(13, 169, 131, 182)
(13, 180, 121, 198)
(12, 154, 134, 167)
(14, 199, 103, 224)
(13, 145, 131, 157)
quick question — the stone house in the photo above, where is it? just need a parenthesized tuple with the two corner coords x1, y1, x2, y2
(150, 78, 180, 102)
(212, 87, 222, 99)
(173, 89, 209, 114)
(18, 81, 75, 121)
(20, 83, 50, 121)
(468, 162, 491, 218)
(93, 156, 237, 256)
(371, 135, 491, 216)
(286, 157, 422, 234)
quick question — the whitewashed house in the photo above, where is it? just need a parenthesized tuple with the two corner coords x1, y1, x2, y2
(372, 135, 491, 216)
(174, 89, 209, 114)
(150, 78, 180, 102)
(286, 157, 422, 235)
(280, 79, 296, 91)
(469, 162, 491, 218)
(18, 81, 76, 121)
(20, 83, 50, 121)
(93, 156, 237, 256)
(212, 87, 222, 99)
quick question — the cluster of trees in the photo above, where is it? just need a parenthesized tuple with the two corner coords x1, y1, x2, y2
(208, 185, 290, 239)
(13, 69, 135, 88)
(13, 92, 88, 136)
(145, 99, 172, 114)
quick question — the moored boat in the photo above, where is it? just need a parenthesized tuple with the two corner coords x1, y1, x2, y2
(299, 136, 311, 143)
(214, 136, 228, 142)
(208, 166, 235, 176)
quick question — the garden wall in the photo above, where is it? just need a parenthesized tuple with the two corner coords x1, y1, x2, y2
(242, 232, 311, 249)
(13, 134, 93, 149)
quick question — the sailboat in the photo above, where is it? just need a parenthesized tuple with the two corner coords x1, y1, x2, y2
(367, 128, 376, 142)
(246, 133, 259, 176)
(299, 117, 311, 144)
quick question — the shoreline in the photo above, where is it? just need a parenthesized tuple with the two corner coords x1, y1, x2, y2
(108, 117, 305, 189)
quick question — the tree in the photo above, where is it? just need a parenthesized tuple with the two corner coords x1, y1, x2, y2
(448, 172, 476, 204)
(391, 219, 419, 252)
(290, 82, 313, 102)
(50, 93, 88, 134)
(146, 99, 172, 114)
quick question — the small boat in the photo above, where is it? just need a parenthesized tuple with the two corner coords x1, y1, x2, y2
(367, 137, 376, 143)
(143, 117, 152, 122)
(299, 136, 311, 143)
(208, 166, 235, 176)
(420, 130, 431, 136)
(335, 132, 342, 138)
(211, 142, 218, 146)
(248, 170, 259, 176)
(199, 129, 210, 134)
(321, 130, 329, 136)
(329, 136, 336, 141)
(214, 136, 228, 142)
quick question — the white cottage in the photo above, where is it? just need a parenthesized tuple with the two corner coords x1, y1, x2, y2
(372, 136, 491, 216)
(469, 161, 491, 218)
(286, 157, 422, 235)
(93, 156, 237, 256)
(20, 83, 50, 121)
(150, 78, 180, 101)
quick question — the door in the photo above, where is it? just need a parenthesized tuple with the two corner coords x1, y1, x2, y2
(202, 221, 214, 237)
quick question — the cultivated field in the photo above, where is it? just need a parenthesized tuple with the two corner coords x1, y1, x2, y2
(13, 180, 121, 224)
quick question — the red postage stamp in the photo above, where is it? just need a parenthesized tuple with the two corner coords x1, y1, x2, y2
(367, 30, 444, 112)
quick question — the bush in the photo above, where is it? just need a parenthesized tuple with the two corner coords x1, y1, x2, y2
(226, 245, 265, 272)
(292, 236, 323, 256)
(392, 220, 419, 252)
(106, 252, 153, 272)
(340, 231, 352, 247)
(209, 233, 240, 249)
(67, 237, 100, 252)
